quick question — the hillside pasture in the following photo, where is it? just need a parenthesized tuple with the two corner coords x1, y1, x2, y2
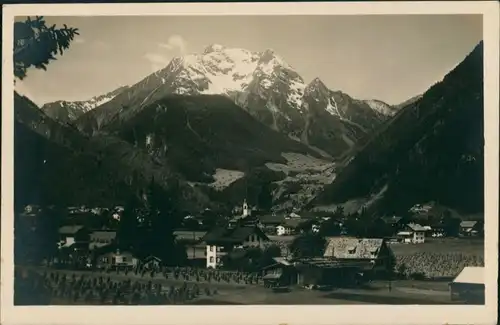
(209, 169, 245, 190)
(266, 152, 334, 174)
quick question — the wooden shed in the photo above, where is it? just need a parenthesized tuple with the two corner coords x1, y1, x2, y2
(449, 266, 484, 304)
(96, 249, 138, 270)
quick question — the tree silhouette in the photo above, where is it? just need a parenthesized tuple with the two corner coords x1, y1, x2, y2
(289, 233, 326, 258)
(257, 182, 273, 212)
(14, 16, 79, 80)
(117, 193, 141, 250)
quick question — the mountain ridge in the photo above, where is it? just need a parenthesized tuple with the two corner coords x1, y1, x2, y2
(311, 41, 484, 215)
(43, 44, 399, 158)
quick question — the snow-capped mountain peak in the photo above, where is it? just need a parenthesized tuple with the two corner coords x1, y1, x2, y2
(42, 86, 129, 123)
(203, 43, 226, 54)
(61, 43, 398, 157)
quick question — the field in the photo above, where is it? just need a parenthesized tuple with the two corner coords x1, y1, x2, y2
(209, 168, 245, 190)
(19, 266, 464, 305)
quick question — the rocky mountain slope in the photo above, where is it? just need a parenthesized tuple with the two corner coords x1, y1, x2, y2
(72, 44, 396, 157)
(102, 94, 325, 182)
(312, 41, 484, 215)
(41, 86, 129, 124)
(394, 94, 424, 111)
(15, 92, 210, 211)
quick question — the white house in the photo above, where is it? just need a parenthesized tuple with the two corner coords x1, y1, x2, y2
(396, 223, 426, 244)
(276, 219, 306, 236)
(202, 225, 269, 268)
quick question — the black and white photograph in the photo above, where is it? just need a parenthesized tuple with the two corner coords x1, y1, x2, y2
(2, 2, 498, 325)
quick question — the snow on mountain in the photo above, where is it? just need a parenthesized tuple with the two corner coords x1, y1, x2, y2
(73, 44, 395, 157)
(42, 86, 129, 123)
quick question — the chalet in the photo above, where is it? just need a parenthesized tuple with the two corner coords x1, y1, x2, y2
(141, 255, 163, 270)
(276, 219, 311, 236)
(174, 230, 209, 267)
(258, 214, 286, 233)
(295, 258, 373, 286)
(261, 257, 297, 287)
(397, 223, 426, 244)
(174, 230, 207, 244)
(323, 237, 395, 276)
(381, 216, 404, 229)
(260, 257, 373, 287)
(58, 225, 89, 250)
(96, 249, 138, 270)
(459, 221, 483, 237)
(89, 230, 116, 250)
(202, 225, 269, 268)
(429, 223, 446, 237)
(185, 243, 208, 267)
(449, 266, 484, 304)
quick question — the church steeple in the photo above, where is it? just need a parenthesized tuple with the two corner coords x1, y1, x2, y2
(242, 199, 249, 218)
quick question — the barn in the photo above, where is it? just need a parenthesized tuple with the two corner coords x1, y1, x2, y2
(449, 266, 484, 304)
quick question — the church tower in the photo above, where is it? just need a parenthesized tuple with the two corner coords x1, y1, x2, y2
(242, 199, 249, 218)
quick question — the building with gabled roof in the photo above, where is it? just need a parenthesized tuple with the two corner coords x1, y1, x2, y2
(459, 220, 483, 237)
(449, 266, 484, 304)
(397, 223, 426, 243)
(58, 225, 89, 250)
(323, 237, 394, 276)
(202, 225, 269, 268)
(276, 219, 310, 236)
(89, 230, 116, 250)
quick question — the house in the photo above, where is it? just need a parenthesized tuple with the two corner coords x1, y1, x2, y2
(261, 257, 298, 287)
(429, 223, 446, 237)
(459, 221, 483, 237)
(173, 230, 208, 244)
(89, 230, 116, 250)
(397, 223, 426, 244)
(185, 243, 208, 267)
(141, 255, 163, 270)
(202, 225, 269, 268)
(381, 216, 405, 233)
(258, 214, 286, 233)
(276, 219, 307, 236)
(323, 237, 395, 276)
(261, 257, 373, 287)
(58, 225, 89, 250)
(174, 230, 209, 266)
(96, 249, 138, 270)
(449, 266, 484, 304)
(294, 258, 374, 286)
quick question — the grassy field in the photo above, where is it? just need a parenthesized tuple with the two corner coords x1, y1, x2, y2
(23, 266, 471, 305)
(389, 237, 484, 256)
(389, 238, 484, 279)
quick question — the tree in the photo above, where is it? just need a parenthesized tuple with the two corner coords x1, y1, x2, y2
(117, 194, 141, 250)
(289, 233, 326, 258)
(14, 16, 80, 80)
(333, 206, 345, 219)
(143, 177, 187, 265)
(319, 219, 341, 237)
(256, 244, 282, 269)
(257, 183, 273, 212)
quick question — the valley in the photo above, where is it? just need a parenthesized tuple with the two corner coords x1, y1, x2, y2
(11, 13, 487, 309)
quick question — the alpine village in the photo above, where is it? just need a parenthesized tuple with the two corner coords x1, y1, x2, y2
(13, 16, 485, 305)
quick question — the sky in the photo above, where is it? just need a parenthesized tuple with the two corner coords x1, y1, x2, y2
(15, 14, 482, 106)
